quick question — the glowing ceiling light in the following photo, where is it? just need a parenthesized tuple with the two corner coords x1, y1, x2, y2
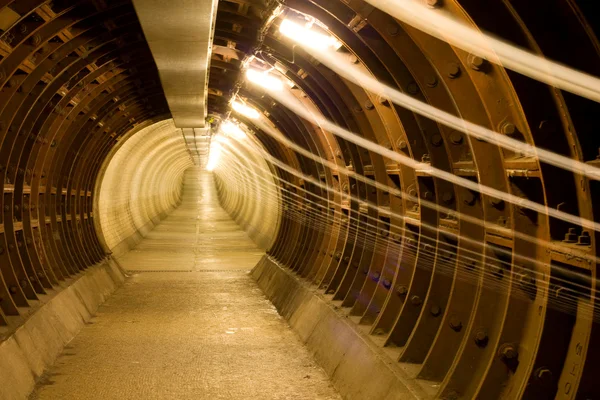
(220, 120, 247, 140)
(279, 19, 342, 50)
(231, 100, 260, 119)
(246, 68, 284, 91)
(206, 142, 222, 172)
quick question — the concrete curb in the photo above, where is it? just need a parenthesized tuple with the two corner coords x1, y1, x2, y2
(0, 260, 126, 400)
(252, 255, 429, 400)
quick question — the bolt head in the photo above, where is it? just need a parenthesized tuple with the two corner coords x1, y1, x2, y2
(430, 305, 441, 316)
(577, 231, 591, 246)
(501, 122, 516, 135)
(499, 343, 518, 360)
(474, 329, 488, 346)
(396, 286, 408, 296)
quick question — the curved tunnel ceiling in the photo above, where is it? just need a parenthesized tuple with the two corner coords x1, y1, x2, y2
(1, 0, 600, 399)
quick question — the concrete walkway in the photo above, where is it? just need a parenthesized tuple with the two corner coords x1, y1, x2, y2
(31, 169, 339, 400)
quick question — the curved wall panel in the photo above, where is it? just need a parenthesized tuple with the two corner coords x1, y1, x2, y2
(214, 136, 281, 250)
(95, 119, 193, 255)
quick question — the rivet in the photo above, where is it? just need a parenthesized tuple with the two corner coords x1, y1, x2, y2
(468, 54, 486, 71)
(382, 279, 391, 289)
(442, 192, 454, 204)
(387, 23, 400, 36)
(411, 295, 422, 306)
(407, 81, 419, 95)
(364, 100, 375, 110)
(463, 190, 476, 206)
(30, 34, 42, 46)
(474, 329, 488, 347)
(425, 0, 442, 8)
(371, 272, 381, 282)
(397, 139, 408, 150)
(490, 198, 504, 208)
(450, 131, 463, 145)
(378, 96, 390, 106)
(425, 75, 438, 88)
(431, 134, 443, 146)
(430, 305, 441, 316)
(449, 317, 462, 331)
(396, 285, 408, 296)
(447, 63, 461, 79)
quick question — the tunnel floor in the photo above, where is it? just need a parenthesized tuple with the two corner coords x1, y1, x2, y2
(30, 171, 339, 400)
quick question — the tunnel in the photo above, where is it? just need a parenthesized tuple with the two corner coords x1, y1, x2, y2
(1, 0, 599, 399)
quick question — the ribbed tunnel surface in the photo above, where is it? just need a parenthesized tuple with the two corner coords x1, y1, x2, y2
(3, 0, 600, 398)
(30, 169, 338, 400)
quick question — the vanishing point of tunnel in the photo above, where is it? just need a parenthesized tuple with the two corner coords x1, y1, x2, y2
(1, 0, 600, 399)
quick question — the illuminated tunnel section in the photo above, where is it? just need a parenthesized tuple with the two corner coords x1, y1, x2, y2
(95, 119, 193, 256)
(1, 0, 600, 399)
(212, 133, 281, 250)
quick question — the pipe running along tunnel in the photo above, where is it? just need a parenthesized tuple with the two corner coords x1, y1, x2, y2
(0, 0, 600, 399)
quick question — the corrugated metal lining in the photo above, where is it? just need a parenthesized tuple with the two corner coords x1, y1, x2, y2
(132, 0, 219, 128)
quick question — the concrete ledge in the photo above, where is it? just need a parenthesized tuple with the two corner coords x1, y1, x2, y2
(252, 255, 429, 400)
(0, 259, 126, 400)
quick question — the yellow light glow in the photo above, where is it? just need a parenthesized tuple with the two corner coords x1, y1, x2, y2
(231, 100, 260, 119)
(279, 19, 342, 50)
(220, 120, 246, 140)
(206, 142, 222, 171)
(246, 68, 284, 91)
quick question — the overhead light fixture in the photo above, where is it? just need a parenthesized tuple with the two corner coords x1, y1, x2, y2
(220, 120, 247, 140)
(231, 100, 260, 119)
(246, 68, 284, 91)
(279, 19, 342, 50)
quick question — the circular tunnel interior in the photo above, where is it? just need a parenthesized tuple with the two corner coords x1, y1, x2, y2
(1, 0, 600, 399)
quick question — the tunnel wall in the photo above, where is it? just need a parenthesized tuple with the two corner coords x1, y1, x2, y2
(95, 119, 193, 256)
(207, 0, 600, 398)
(213, 137, 281, 250)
